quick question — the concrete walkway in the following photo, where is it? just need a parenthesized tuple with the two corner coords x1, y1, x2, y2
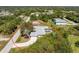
(12, 37, 37, 48)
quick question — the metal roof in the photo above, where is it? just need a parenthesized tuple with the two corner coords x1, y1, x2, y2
(33, 26, 48, 29)
(54, 18, 67, 23)
(30, 30, 45, 37)
(30, 26, 52, 37)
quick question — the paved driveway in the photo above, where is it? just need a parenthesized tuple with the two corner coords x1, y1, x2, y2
(12, 37, 37, 48)
(64, 18, 78, 25)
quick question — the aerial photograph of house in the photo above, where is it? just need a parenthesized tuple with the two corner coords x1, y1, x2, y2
(0, 6, 79, 53)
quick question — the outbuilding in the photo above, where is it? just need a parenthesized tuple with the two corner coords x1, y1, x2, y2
(54, 18, 67, 25)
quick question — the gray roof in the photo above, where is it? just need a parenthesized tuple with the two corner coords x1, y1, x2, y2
(54, 18, 67, 23)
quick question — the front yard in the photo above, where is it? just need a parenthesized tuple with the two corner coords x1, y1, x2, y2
(16, 37, 30, 43)
(10, 33, 55, 53)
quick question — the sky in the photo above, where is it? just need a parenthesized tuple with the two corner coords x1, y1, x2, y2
(0, 0, 79, 6)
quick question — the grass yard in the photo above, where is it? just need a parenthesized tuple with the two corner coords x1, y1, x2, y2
(10, 34, 55, 53)
(16, 37, 29, 43)
(68, 35, 79, 53)
(10, 32, 71, 53)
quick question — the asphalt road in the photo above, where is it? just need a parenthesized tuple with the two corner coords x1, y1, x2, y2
(0, 16, 30, 53)
(0, 29, 21, 53)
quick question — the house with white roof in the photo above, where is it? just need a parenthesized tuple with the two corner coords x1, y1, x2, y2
(30, 26, 52, 37)
(54, 18, 67, 25)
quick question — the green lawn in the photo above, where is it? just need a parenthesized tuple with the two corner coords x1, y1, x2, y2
(10, 34, 55, 53)
(10, 32, 71, 53)
(68, 35, 79, 53)
(16, 37, 29, 43)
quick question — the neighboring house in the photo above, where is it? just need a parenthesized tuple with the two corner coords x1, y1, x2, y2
(0, 10, 13, 16)
(30, 12, 40, 17)
(54, 18, 67, 25)
(30, 26, 52, 37)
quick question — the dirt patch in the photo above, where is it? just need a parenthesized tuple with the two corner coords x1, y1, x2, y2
(32, 20, 46, 26)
